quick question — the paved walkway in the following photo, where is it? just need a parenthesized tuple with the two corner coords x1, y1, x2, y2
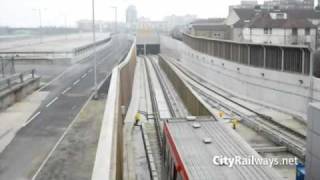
(123, 56, 162, 180)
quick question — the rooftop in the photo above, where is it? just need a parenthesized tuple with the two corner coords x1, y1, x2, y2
(248, 12, 316, 28)
(190, 18, 226, 25)
(232, 8, 320, 28)
(164, 119, 282, 180)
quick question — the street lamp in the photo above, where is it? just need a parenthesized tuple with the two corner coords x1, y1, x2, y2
(32, 8, 45, 43)
(92, 0, 98, 99)
(110, 6, 118, 34)
(60, 12, 68, 40)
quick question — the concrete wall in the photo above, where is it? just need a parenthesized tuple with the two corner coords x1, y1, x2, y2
(0, 77, 40, 110)
(160, 36, 320, 119)
(91, 39, 136, 180)
(306, 103, 320, 180)
(158, 55, 211, 116)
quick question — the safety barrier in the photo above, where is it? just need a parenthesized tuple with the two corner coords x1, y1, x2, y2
(91, 38, 136, 180)
(74, 37, 112, 56)
(0, 69, 36, 90)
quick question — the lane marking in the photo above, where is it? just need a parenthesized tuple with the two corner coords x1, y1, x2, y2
(73, 79, 80, 86)
(31, 91, 95, 180)
(62, 87, 72, 95)
(46, 97, 59, 108)
(88, 69, 93, 73)
(81, 73, 88, 79)
(24, 112, 41, 126)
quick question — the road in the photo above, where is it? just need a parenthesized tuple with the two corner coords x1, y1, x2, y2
(0, 34, 132, 180)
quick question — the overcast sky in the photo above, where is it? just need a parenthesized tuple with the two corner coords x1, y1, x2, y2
(0, 0, 289, 27)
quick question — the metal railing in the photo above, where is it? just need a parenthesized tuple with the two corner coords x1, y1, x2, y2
(0, 69, 36, 91)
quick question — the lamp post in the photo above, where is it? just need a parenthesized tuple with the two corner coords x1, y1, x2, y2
(32, 8, 44, 43)
(61, 13, 68, 40)
(92, 0, 98, 99)
(110, 6, 117, 34)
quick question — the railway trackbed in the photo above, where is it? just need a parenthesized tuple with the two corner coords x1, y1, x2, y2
(160, 54, 307, 160)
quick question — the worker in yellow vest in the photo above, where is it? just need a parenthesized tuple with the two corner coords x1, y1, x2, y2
(134, 112, 141, 126)
(231, 118, 239, 130)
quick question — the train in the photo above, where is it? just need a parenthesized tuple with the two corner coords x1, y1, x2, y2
(162, 118, 282, 180)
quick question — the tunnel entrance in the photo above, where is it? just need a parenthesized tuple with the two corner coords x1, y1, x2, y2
(136, 29, 160, 56)
(136, 44, 160, 55)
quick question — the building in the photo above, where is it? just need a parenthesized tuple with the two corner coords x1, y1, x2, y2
(189, 18, 231, 39)
(225, 7, 320, 49)
(126, 5, 138, 30)
(77, 20, 110, 32)
(230, 0, 259, 9)
(263, 0, 314, 9)
(242, 11, 317, 48)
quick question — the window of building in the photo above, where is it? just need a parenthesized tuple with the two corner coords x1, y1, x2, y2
(292, 28, 298, 36)
(276, 13, 285, 19)
(305, 28, 310, 35)
(264, 28, 272, 34)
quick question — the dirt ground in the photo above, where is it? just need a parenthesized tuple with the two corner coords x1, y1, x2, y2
(35, 99, 105, 180)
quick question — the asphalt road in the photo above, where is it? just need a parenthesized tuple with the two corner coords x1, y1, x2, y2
(0, 34, 132, 180)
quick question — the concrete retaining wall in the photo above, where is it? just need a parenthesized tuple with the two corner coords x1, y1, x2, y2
(158, 55, 211, 116)
(160, 36, 320, 120)
(0, 77, 40, 110)
(91, 39, 136, 180)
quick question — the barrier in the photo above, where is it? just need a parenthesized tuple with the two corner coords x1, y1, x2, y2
(92, 38, 136, 180)
(158, 55, 211, 117)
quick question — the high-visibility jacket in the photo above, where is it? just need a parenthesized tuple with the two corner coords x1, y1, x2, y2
(135, 113, 141, 122)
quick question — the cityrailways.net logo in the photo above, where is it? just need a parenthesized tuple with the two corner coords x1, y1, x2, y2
(213, 155, 298, 168)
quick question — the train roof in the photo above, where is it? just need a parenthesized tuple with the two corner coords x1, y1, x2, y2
(164, 119, 283, 180)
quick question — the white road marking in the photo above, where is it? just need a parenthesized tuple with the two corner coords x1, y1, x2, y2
(62, 87, 72, 95)
(81, 73, 88, 79)
(46, 97, 59, 108)
(31, 92, 95, 180)
(24, 112, 41, 126)
(73, 79, 80, 86)
(88, 69, 93, 73)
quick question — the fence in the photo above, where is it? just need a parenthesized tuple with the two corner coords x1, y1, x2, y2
(0, 69, 36, 91)
(183, 33, 311, 75)
(0, 57, 15, 77)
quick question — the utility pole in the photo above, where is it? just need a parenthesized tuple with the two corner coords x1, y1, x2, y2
(92, 0, 98, 99)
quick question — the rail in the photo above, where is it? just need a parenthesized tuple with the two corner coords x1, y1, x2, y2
(0, 69, 36, 90)
(162, 55, 306, 159)
(144, 57, 164, 150)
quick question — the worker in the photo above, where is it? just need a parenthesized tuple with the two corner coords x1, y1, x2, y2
(134, 112, 141, 126)
(231, 118, 239, 130)
(218, 111, 225, 118)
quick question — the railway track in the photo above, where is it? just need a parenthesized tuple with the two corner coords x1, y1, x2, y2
(160, 55, 306, 160)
